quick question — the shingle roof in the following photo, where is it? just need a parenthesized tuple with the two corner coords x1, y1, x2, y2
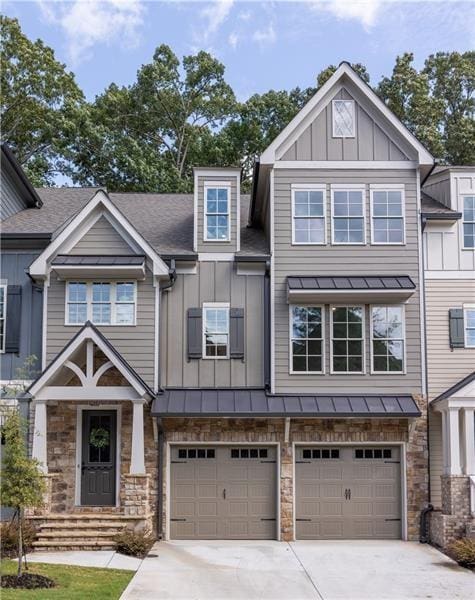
(421, 191, 462, 220)
(1, 189, 268, 256)
(287, 275, 416, 290)
(152, 388, 421, 417)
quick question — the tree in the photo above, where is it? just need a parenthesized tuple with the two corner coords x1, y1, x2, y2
(316, 62, 370, 88)
(0, 16, 84, 185)
(70, 45, 236, 192)
(0, 411, 45, 576)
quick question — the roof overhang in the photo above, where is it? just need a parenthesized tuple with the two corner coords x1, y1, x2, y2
(1, 144, 43, 208)
(432, 371, 475, 408)
(421, 212, 462, 224)
(287, 276, 416, 304)
(51, 255, 146, 280)
(28, 190, 169, 281)
(152, 389, 421, 418)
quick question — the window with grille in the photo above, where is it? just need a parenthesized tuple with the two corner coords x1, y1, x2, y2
(332, 189, 365, 244)
(331, 306, 364, 373)
(371, 189, 405, 244)
(371, 306, 405, 372)
(290, 306, 324, 373)
(332, 100, 355, 137)
(205, 185, 230, 241)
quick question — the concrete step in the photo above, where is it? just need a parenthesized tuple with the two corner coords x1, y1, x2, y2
(33, 540, 115, 548)
(38, 521, 126, 530)
(37, 531, 120, 539)
(29, 513, 143, 520)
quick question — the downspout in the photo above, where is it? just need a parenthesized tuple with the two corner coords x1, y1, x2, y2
(264, 260, 271, 391)
(155, 260, 176, 541)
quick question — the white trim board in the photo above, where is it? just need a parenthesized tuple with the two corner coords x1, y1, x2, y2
(273, 161, 418, 170)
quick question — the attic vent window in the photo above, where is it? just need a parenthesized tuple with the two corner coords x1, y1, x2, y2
(332, 100, 355, 138)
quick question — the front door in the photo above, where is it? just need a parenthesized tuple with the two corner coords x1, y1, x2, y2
(81, 410, 117, 506)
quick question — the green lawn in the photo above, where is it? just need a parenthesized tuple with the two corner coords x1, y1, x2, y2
(1, 560, 134, 600)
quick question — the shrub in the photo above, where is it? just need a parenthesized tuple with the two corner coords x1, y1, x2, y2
(1, 520, 37, 558)
(114, 528, 155, 558)
(447, 537, 475, 569)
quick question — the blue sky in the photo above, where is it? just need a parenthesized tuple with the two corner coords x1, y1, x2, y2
(4, 1, 475, 101)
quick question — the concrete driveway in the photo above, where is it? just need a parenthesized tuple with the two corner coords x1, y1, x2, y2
(121, 540, 474, 600)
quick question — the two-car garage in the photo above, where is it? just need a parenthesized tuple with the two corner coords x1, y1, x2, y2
(169, 444, 402, 541)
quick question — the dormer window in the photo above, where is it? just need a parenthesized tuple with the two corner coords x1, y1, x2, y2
(332, 99, 355, 138)
(204, 184, 230, 242)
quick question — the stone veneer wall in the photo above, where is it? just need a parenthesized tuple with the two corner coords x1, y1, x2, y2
(162, 398, 428, 541)
(430, 476, 472, 547)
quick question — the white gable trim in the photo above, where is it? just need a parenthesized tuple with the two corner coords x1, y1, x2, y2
(29, 190, 169, 279)
(29, 325, 150, 398)
(260, 63, 433, 166)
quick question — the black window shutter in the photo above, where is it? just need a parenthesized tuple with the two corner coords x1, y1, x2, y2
(187, 308, 202, 359)
(5, 285, 22, 354)
(449, 308, 464, 348)
(230, 308, 245, 358)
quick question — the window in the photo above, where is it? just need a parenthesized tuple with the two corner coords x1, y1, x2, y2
(332, 100, 355, 137)
(355, 448, 392, 460)
(290, 306, 324, 373)
(0, 284, 6, 353)
(204, 185, 230, 241)
(66, 282, 136, 325)
(463, 196, 475, 249)
(292, 187, 326, 244)
(178, 448, 215, 459)
(331, 306, 364, 373)
(331, 188, 365, 244)
(302, 448, 340, 459)
(371, 306, 404, 373)
(203, 303, 229, 358)
(371, 188, 405, 244)
(231, 448, 268, 459)
(464, 306, 475, 348)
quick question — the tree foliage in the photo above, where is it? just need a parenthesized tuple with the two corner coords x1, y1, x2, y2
(0, 16, 84, 185)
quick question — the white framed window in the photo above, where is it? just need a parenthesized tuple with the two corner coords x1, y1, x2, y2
(370, 306, 405, 373)
(464, 305, 475, 348)
(331, 185, 365, 244)
(330, 306, 365, 374)
(291, 185, 326, 245)
(0, 283, 6, 353)
(202, 302, 230, 359)
(289, 305, 324, 374)
(462, 196, 475, 249)
(66, 281, 136, 326)
(370, 186, 405, 245)
(204, 184, 230, 242)
(332, 99, 355, 138)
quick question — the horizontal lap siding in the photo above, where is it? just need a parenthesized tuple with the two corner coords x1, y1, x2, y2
(429, 410, 443, 508)
(46, 271, 156, 387)
(161, 261, 264, 388)
(273, 168, 422, 394)
(425, 279, 475, 400)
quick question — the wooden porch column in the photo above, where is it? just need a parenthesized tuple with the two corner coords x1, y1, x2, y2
(447, 407, 462, 475)
(130, 399, 146, 474)
(32, 399, 48, 473)
(462, 408, 475, 475)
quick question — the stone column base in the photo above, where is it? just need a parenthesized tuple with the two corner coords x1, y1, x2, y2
(430, 510, 472, 547)
(430, 475, 473, 548)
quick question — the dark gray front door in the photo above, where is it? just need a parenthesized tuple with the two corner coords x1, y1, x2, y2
(81, 410, 116, 506)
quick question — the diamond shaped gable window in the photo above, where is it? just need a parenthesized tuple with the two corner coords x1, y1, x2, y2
(333, 100, 355, 137)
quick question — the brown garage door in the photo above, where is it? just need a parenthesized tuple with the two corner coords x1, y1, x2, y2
(296, 446, 401, 539)
(170, 446, 277, 539)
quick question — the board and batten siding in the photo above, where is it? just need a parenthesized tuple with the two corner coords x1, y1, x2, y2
(196, 176, 238, 253)
(69, 216, 135, 255)
(46, 271, 156, 387)
(161, 261, 264, 388)
(279, 85, 415, 163)
(1, 168, 28, 221)
(273, 168, 422, 394)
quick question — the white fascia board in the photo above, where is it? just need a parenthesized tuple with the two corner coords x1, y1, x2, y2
(260, 63, 433, 166)
(29, 190, 169, 279)
(29, 325, 148, 398)
(274, 161, 418, 170)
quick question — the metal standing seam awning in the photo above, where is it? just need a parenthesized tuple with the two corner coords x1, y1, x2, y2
(287, 275, 416, 303)
(151, 388, 421, 418)
(51, 254, 146, 279)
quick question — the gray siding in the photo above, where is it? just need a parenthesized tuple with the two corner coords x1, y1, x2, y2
(273, 168, 422, 394)
(423, 175, 451, 208)
(429, 409, 443, 508)
(280, 85, 415, 162)
(70, 216, 135, 255)
(196, 176, 238, 253)
(46, 270, 156, 387)
(1, 251, 43, 381)
(1, 169, 28, 221)
(161, 261, 264, 387)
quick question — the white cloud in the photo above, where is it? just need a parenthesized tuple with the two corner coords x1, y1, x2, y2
(37, 0, 145, 65)
(228, 32, 239, 49)
(252, 23, 276, 46)
(200, 0, 234, 41)
(309, 0, 382, 29)
(238, 10, 251, 21)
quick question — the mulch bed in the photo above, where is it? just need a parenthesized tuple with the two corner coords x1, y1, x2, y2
(1, 573, 56, 589)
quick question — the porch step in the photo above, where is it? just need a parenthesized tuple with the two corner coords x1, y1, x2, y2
(33, 540, 116, 548)
(37, 531, 121, 538)
(38, 521, 125, 530)
(29, 513, 147, 520)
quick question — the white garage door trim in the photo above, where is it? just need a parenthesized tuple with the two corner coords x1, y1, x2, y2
(165, 441, 281, 541)
(292, 441, 407, 541)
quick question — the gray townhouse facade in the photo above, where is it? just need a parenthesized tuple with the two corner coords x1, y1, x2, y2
(0, 63, 472, 550)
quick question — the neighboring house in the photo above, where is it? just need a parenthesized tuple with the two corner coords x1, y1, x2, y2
(1, 63, 470, 550)
(421, 167, 475, 546)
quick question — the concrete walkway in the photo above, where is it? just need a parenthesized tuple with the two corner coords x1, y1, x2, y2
(121, 540, 474, 600)
(25, 550, 142, 571)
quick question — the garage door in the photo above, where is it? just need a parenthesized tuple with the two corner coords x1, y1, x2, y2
(170, 446, 277, 539)
(296, 446, 401, 539)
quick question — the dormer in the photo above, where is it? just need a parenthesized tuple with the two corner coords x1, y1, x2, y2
(193, 167, 241, 256)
